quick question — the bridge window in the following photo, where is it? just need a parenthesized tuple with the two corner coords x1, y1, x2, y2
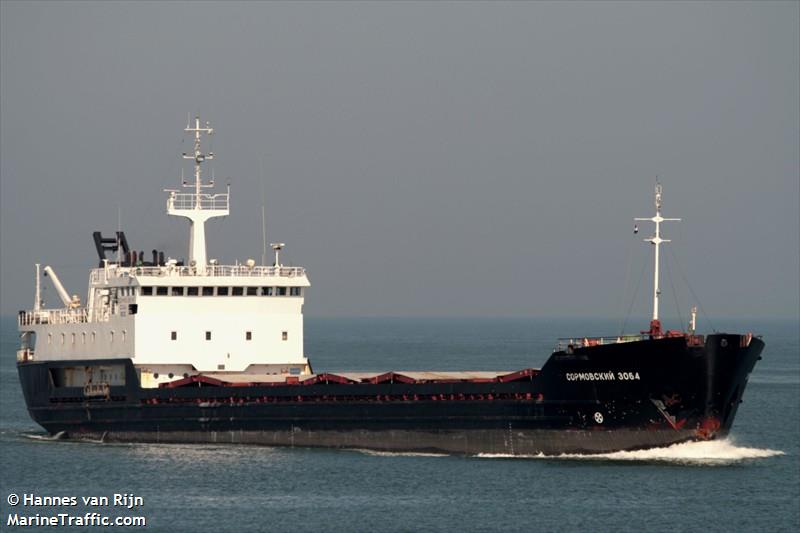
(290, 287, 302, 296)
(217, 286, 229, 296)
(246, 331, 252, 341)
(232, 287, 244, 296)
(171, 286, 184, 296)
(277, 287, 287, 296)
(202, 287, 214, 296)
(246, 287, 258, 296)
(261, 287, 273, 296)
(187, 287, 199, 296)
(171, 331, 177, 341)
(156, 287, 168, 296)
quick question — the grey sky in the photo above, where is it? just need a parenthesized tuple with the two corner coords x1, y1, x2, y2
(1, 1, 798, 324)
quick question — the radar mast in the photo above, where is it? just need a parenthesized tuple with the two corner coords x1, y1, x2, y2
(166, 115, 230, 273)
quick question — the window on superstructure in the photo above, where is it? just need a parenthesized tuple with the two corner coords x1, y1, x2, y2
(171, 287, 184, 296)
(60, 333, 65, 345)
(122, 330, 127, 342)
(202, 287, 214, 296)
(205, 331, 211, 341)
(232, 287, 244, 296)
(187, 287, 199, 296)
(48, 333, 52, 345)
(71, 333, 75, 345)
(277, 287, 287, 296)
(217, 286, 229, 296)
(246, 287, 258, 296)
(156, 287, 168, 296)
(261, 287, 273, 296)
(171, 331, 177, 341)
(246, 331, 252, 341)
(91, 332, 96, 343)
(290, 287, 302, 296)
(109, 331, 114, 343)
(82, 332, 86, 344)
(282, 331, 288, 341)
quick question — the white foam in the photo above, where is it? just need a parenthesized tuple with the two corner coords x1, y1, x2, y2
(478, 438, 785, 465)
(352, 449, 449, 458)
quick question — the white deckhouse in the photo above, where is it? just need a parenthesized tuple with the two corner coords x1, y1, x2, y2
(18, 117, 311, 387)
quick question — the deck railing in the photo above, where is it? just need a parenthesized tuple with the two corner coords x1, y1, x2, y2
(18, 308, 89, 326)
(166, 191, 229, 211)
(554, 335, 645, 352)
(90, 264, 306, 283)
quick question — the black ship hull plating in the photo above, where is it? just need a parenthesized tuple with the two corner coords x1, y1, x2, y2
(17, 334, 763, 455)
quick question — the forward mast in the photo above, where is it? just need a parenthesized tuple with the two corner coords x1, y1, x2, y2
(635, 182, 680, 337)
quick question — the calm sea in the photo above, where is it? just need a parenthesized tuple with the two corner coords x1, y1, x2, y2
(1, 316, 797, 532)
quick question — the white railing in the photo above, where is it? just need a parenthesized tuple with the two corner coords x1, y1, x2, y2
(90, 265, 306, 283)
(18, 308, 90, 326)
(166, 191, 229, 211)
(555, 335, 645, 352)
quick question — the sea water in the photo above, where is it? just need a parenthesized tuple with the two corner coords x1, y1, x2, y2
(1, 317, 797, 532)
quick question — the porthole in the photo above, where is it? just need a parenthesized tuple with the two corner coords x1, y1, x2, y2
(168, 373, 174, 379)
(154, 373, 159, 379)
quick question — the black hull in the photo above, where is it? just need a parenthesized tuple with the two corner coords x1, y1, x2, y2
(17, 334, 763, 455)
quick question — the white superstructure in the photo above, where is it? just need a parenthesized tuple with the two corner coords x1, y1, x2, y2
(17, 117, 311, 386)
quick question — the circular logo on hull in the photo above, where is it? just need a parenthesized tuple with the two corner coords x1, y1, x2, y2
(594, 412, 604, 424)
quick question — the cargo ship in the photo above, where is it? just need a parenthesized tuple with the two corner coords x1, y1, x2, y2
(16, 117, 763, 455)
